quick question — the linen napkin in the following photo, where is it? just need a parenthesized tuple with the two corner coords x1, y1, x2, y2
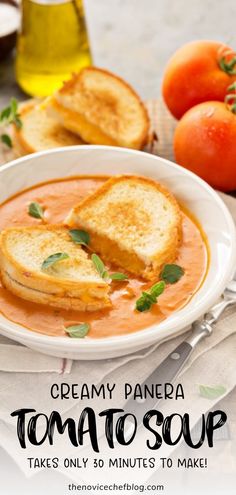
(0, 341, 72, 373)
(0, 316, 235, 484)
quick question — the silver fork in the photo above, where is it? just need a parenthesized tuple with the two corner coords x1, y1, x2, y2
(185, 275, 236, 351)
(125, 274, 236, 422)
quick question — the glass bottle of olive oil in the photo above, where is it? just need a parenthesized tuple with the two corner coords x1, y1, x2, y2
(16, 0, 92, 97)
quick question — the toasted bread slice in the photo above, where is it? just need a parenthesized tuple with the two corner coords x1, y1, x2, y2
(0, 226, 110, 311)
(66, 175, 182, 280)
(46, 67, 149, 149)
(13, 101, 83, 154)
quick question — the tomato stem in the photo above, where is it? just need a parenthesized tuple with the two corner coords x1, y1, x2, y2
(228, 82, 236, 92)
(219, 55, 236, 75)
(225, 82, 236, 114)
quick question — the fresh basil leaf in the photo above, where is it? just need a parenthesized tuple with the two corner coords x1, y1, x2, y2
(135, 281, 166, 312)
(0, 107, 11, 121)
(1, 134, 12, 148)
(41, 252, 69, 270)
(0, 98, 22, 129)
(91, 253, 108, 279)
(10, 98, 18, 115)
(150, 281, 165, 298)
(28, 202, 44, 219)
(199, 384, 227, 400)
(136, 293, 154, 312)
(161, 264, 184, 284)
(110, 272, 128, 281)
(69, 229, 90, 246)
(135, 295, 149, 312)
(142, 291, 157, 303)
(65, 323, 90, 338)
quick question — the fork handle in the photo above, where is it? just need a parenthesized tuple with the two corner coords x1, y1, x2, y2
(125, 342, 192, 423)
(142, 341, 193, 384)
(143, 321, 211, 387)
(125, 331, 208, 424)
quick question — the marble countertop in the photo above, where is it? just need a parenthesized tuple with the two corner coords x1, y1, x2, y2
(85, 0, 236, 98)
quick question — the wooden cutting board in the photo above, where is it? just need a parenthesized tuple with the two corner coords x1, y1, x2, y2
(0, 98, 177, 165)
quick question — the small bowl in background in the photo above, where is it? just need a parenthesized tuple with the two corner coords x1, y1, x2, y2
(0, 1, 20, 60)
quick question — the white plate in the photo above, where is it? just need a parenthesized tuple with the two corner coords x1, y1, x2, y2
(0, 146, 235, 360)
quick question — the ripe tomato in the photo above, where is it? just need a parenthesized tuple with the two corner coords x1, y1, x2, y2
(162, 40, 236, 119)
(174, 101, 236, 191)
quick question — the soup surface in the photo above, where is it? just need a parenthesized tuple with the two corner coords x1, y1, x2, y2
(0, 176, 208, 338)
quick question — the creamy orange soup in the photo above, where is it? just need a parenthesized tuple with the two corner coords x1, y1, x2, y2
(0, 176, 208, 338)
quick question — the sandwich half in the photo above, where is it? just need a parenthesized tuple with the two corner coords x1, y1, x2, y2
(13, 101, 83, 155)
(46, 67, 150, 149)
(66, 175, 182, 280)
(0, 226, 110, 311)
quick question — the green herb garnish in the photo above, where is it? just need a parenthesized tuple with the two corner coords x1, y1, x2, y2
(91, 254, 128, 281)
(65, 323, 90, 338)
(150, 281, 167, 297)
(91, 253, 108, 279)
(110, 272, 128, 281)
(0, 98, 22, 128)
(199, 384, 227, 400)
(41, 252, 69, 271)
(9, 98, 17, 117)
(1, 134, 12, 148)
(0, 98, 22, 148)
(69, 229, 90, 246)
(136, 292, 157, 312)
(135, 263, 184, 312)
(1, 107, 11, 121)
(161, 264, 184, 284)
(28, 202, 44, 220)
(135, 281, 165, 312)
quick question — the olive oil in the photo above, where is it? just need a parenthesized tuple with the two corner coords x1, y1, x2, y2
(16, 0, 92, 97)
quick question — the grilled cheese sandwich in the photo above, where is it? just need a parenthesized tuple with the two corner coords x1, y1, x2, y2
(66, 175, 182, 280)
(0, 226, 111, 311)
(47, 67, 150, 149)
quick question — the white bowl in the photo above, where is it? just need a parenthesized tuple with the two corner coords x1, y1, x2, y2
(0, 146, 235, 360)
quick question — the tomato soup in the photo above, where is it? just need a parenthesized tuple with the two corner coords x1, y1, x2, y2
(0, 176, 208, 338)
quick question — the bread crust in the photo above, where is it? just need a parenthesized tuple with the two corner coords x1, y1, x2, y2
(13, 101, 83, 154)
(12, 101, 38, 154)
(71, 175, 180, 212)
(1, 270, 110, 311)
